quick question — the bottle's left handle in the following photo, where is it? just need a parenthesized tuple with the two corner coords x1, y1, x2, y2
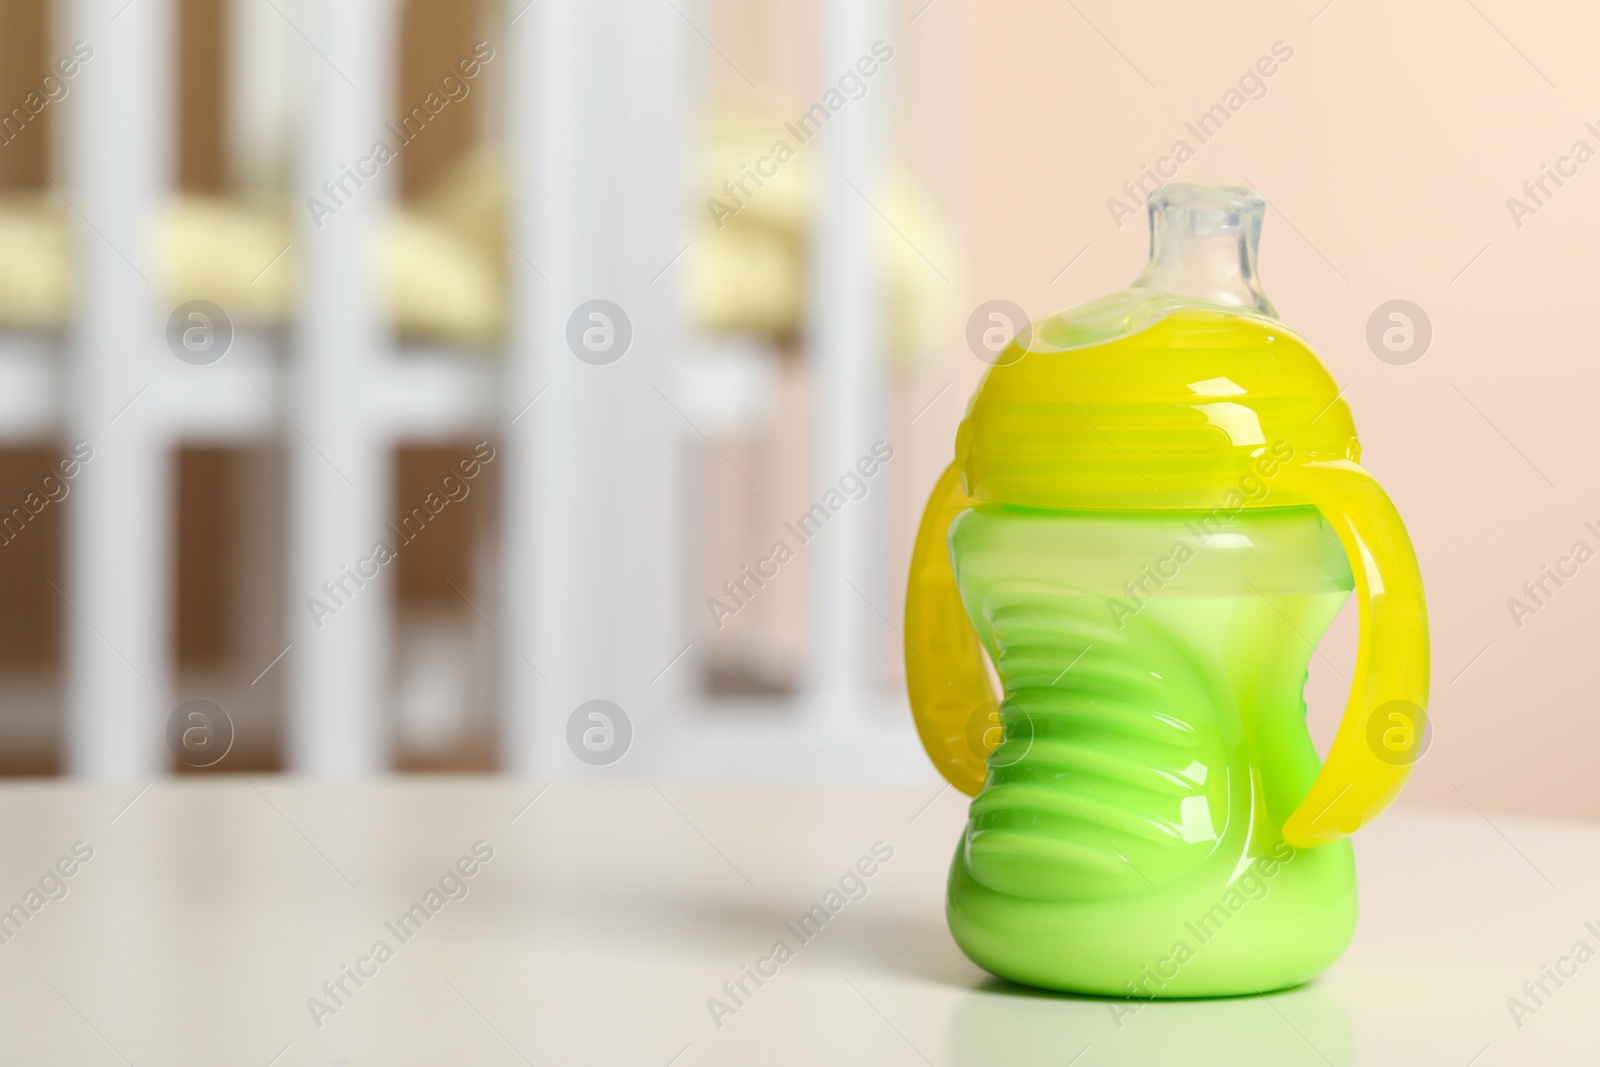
(905, 463, 997, 797)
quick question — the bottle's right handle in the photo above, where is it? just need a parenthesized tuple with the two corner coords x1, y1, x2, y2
(1275, 459, 1430, 847)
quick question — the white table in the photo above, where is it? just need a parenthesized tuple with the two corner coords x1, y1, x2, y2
(0, 780, 1589, 1065)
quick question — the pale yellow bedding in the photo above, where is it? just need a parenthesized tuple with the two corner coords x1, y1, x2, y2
(0, 113, 954, 357)
(0, 189, 502, 344)
(690, 97, 957, 365)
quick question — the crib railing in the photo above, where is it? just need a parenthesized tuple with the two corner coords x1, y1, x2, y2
(44, 0, 911, 779)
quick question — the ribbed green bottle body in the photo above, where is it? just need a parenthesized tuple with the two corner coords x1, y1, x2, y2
(946, 503, 1358, 996)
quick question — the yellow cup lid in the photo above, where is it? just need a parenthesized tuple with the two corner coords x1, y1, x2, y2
(956, 186, 1358, 510)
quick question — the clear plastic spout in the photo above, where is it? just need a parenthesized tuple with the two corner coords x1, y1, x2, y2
(1132, 184, 1276, 318)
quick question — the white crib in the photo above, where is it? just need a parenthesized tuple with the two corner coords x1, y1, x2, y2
(27, 0, 944, 780)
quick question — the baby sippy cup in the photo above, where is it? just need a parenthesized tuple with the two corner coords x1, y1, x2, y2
(905, 184, 1428, 997)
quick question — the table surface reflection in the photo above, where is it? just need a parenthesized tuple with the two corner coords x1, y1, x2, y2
(0, 779, 1586, 1065)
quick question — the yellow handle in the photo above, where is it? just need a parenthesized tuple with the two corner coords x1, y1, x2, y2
(904, 458, 1429, 834)
(1277, 460, 1430, 847)
(905, 463, 996, 797)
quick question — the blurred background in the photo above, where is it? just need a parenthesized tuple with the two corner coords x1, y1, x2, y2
(0, 0, 1592, 825)
(0, 0, 970, 784)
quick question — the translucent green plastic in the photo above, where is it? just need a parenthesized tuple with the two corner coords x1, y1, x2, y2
(905, 185, 1428, 996)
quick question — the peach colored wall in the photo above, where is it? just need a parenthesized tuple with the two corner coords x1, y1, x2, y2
(959, 1, 1595, 820)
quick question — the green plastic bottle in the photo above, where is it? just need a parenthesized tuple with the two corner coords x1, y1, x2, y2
(905, 185, 1429, 997)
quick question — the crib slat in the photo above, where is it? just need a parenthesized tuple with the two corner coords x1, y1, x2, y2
(63, 0, 177, 777)
(500, 0, 690, 775)
(499, 0, 574, 775)
(285, 0, 398, 774)
(804, 0, 893, 729)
